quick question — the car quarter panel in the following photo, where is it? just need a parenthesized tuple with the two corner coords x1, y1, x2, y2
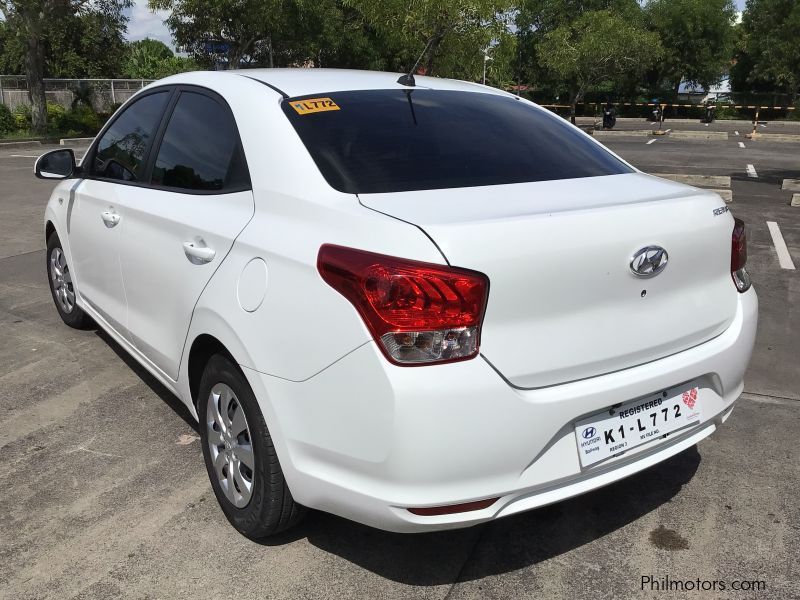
(180, 75, 447, 384)
(185, 189, 447, 384)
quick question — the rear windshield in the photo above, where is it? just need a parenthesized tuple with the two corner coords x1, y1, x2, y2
(282, 89, 632, 194)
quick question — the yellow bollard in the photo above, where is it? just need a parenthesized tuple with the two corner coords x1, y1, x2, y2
(746, 108, 759, 139)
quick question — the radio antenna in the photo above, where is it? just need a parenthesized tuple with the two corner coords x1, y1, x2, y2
(397, 37, 434, 87)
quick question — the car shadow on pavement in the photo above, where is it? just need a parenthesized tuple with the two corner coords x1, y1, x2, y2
(260, 447, 701, 586)
(93, 328, 199, 433)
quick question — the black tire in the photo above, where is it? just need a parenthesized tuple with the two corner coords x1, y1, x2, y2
(46, 232, 90, 329)
(198, 354, 305, 538)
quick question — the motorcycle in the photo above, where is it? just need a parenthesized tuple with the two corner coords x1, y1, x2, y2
(602, 106, 616, 129)
(652, 105, 662, 123)
(704, 103, 715, 124)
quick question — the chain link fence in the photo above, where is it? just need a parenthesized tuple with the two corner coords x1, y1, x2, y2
(0, 77, 155, 113)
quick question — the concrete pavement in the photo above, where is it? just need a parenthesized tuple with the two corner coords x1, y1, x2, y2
(0, 135, 798, 599)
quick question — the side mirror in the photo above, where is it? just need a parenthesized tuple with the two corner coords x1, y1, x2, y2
(34, 149, 77, 180)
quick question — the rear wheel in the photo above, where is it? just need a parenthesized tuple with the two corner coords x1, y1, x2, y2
(46, 232, 90, 329)
(198, 354, 305, 538)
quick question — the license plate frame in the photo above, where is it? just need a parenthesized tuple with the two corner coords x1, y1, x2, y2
(574, 385, 703, 468)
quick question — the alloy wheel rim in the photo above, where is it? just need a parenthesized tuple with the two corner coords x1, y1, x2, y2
(49, 247, 75, 314)
(206, 383, 255, 508)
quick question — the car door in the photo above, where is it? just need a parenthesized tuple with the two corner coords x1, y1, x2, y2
(69, 89, 170, 336)
(115, 87, 254, 381)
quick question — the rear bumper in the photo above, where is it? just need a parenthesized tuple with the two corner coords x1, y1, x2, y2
(244, 288, 757, 532)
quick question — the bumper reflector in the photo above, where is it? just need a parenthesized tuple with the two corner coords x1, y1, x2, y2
(407, 498, 499, 516)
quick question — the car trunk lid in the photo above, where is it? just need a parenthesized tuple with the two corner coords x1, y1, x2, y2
(359, 173, 737, 388)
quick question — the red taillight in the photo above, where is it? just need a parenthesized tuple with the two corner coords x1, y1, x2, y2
(317, 244, 489, 365)
(407, 498, 499, 516)
(731, 217, 751, 293)
(731, 217, 747, 271)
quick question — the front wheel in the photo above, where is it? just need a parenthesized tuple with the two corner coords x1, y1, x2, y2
(198, 354, 305, 538)
(46, 232, 90, 329)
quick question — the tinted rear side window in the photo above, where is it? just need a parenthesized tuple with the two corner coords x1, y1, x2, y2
(151, 91, 248, 191)
(282, 90, 632, 194)
(92, 91, 168, 182)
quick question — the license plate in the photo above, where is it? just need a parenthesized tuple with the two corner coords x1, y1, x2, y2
(574, 386, 702, 468)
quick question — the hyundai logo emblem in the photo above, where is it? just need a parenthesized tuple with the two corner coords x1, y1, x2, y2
(630, 246, 668, 278)
(582, 427, 597, 439)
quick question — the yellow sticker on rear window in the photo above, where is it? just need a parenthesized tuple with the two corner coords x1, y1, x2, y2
(290, 97, 340, 115)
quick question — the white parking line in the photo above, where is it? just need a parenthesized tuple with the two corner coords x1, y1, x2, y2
(646, 139, 657, 145)
(664, 129, 672, 133)
(759, 123, 767, 128)
(746, 164, 758, 178)
(766, 221, 796, 270)
(738, 142, 746, 149)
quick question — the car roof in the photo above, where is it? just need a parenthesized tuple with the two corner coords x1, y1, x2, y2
(159, 68, 513, 100)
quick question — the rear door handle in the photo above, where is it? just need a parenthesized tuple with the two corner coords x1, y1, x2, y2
(101, 210, 120, 228)
(183, 240, 216, 264)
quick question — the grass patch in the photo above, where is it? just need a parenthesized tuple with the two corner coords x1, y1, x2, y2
(0, 128, 99, 142)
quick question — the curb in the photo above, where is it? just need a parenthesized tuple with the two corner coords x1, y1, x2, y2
(746, 134, 800, 144)
(782, 179, 800, 192)
(711, 189, 733, 203)
(0, 140, 43, 150)
(669, 131, 728, 140)
(60, 137, 95, 145)
(651, 173, 731, 188)
(592, 130, 651, 137)
(650, 173, 732, 203)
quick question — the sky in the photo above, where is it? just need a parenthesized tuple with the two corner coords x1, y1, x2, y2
(124, 0, 750, 52)
(125, 1, 173, 49)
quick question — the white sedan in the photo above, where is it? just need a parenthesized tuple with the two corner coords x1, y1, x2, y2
(35, 69, 758, 538)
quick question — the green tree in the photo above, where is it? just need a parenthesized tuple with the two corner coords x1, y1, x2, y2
(517, 0, 641, 34)
(132, 37, 174, 63)
(515, 0, 642, 99)
(122, 38, 198, 78)
(148, 0, 289, 68)
(146, 0, 448, 75)
(46, 9, 130, 78)
(0, 19, 23, 73)
(645, 0, 736, 92)
(342, 0, 514, 78)
(0, 7, 128, 77)
(0, 0, 131, 134)
(730, 0, 800, 100)
(537, 9, 662, 122)
(255, 1, 404, 72)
